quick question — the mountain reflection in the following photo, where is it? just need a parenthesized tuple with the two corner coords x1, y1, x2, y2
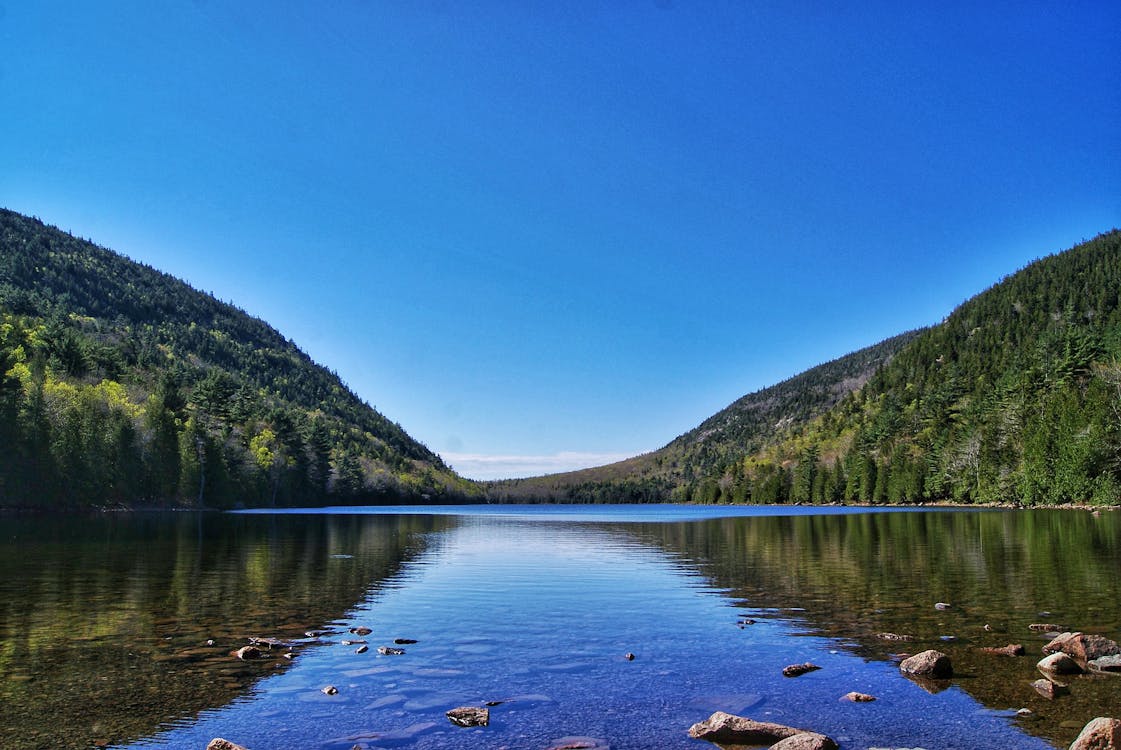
(0, 512, 452, 750)
(620, 509, 1121, 748)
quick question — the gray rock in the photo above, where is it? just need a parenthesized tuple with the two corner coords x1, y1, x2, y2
(1089, 655, 1121, 673)
(899, 649, 953, 678)
(687, 711, 803, 744)
(378, 646, 405, 655)
(1069, 717, 1121, 750)
(935, 602, 952, 610)
(877, 632, 915, 642)
(1038, 652, 1083, 674)
(446, 706, 489, 727)
(321, 685, 338, 696)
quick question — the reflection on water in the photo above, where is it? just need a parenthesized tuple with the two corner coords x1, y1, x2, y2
(0, 512, 450, 750)
(1, 507, 1118, 750)
(627, 510, 1121, 748)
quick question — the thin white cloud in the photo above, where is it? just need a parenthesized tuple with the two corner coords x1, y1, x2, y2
(441, 451, 637, 481)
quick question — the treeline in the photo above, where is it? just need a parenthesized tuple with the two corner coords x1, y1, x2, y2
(0, 209, 479, 509)
(681, 230, 1121, 506)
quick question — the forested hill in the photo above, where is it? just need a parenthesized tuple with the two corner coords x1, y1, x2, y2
(0, 208, 479, 509)
(492, 230, 1121, 506)
(489, 330, 921, 503)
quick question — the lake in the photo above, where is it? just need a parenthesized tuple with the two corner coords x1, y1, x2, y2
(1, 505, 1118, 749)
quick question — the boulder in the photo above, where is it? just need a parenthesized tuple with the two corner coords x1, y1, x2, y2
(1043, 633, 1121, 662)
(446, 706, 489, 727)
(1089, 655, 1121, 673)
(687, 712, 803, 744)
(1069, 717, 1121, 750)
(770, 733, 839, 750)
(840, 691, 876, 702)
(981, 644, 1025, 656)
(1031, 678, 1069, 700)
(207, 741, 249, 750)
(1038, 652, 1084, 674)
(899, 649, 953, 678)
(782, 662, 821, 677)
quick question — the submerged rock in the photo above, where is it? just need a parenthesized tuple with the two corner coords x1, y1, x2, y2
(877, 632, 915, 642)
(771, 733, 839, 750)
(899, 649, 953, 678)
(841, 691, 876, 702)
(349, 626, 372, 636)
(232, 646, 262, 661)
(446, 706, 489, 727)
(782, 662, 822, 677)
(1043, 632, 1121, 662)
(1030, 678, 1069, 700)
(980, 644, 1025, 656)
(1069, 717, 1121, 750)
(394, 638, 418, 644)
(687, 711, 804, 744)
(1030, 623, 1065, 632)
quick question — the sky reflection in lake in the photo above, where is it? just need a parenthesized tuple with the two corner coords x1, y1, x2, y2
(112, 508, 1075, 750)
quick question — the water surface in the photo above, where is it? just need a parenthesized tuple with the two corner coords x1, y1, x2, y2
(1, 505, 1118, 749)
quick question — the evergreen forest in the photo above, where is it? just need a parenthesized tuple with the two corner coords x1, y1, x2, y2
(0, 209, 479, 509)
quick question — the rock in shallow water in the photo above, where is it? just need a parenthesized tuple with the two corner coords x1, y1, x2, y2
(207, 741, 249, 750)
(771, 732, 839, 750)
(841, 691, 876, 702)
(899, 649, 953, 678)
(1089, 655, 1121, 672)
(1038, 652, 1083, 674)
(687, 711, 804, 744)
(1043, 632, 1121, 662)
(446, 706, 489, 727)
(1030, 678, 1069, 700)
(782, 662, 822, 677)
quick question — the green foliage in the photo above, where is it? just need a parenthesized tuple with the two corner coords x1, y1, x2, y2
(0, 208, 481, 509)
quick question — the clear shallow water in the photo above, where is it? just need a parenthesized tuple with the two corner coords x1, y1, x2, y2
(1, 506, 1118, 750)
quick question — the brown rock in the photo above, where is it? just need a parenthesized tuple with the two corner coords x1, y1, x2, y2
(771, 733, 840, 750)
(349, 626, 372, 636)
(981, 644, 1025, 656)
(1069, 717, 1121, 750)
(687, 712, 804, 744)
(446, 706, 489, 727)
(1030, 623, 1065, 632)
(783, 662, 822, 677)
(232, 646, 262, 661)
(841, 691, 876, 702)
(1031, 678, 1069, 700)
(1043, 632, 1121, 662)
(1038, 652, 1084, 674)
(899, 649, 954, 678)
(207, 741, 249, 750)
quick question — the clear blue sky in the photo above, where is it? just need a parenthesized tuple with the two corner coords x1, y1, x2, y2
(3, 2, 1119, 480)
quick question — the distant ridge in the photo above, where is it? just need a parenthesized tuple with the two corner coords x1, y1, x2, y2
(0, 208, 479, 509)
(492, 230, 1121, 507)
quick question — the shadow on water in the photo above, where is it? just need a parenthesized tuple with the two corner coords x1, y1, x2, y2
(0, 511, 454, 750)
(619, 509, 1121, 749)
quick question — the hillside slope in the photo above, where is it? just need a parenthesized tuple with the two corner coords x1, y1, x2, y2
(493, 230, 1121, 506)
(0, 208, 479, 508)
(489, 330, 921, 502)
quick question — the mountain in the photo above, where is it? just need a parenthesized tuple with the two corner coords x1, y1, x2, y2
(489, 330, 921, 502)
(0, 208, 479, 509)
(492, 230, 1121, 506)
